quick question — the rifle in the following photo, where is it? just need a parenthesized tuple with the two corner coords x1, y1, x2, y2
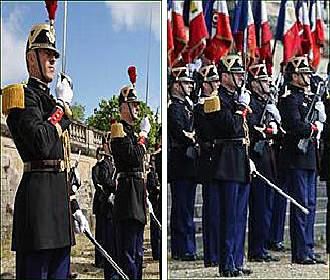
(297, 77, 327, 154)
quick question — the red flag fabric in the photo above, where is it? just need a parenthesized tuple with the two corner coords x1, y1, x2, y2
(253, 0, 273, 74)
(296, 0, 313, 55)
(171, 1, 188, 67)
(280, 1, 301, 63)
(204, 1, 233, 62)
(168, 1, 174, 66)
(309, 0, 325, 69)
(45, 1, 58, 21)
(184, 0, 208, 63)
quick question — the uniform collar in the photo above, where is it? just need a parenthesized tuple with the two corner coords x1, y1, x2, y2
(288, 83, 306, 95)
(28, 77, 50, 94)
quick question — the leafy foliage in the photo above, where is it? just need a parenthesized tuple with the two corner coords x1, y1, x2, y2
(71, 102, 86, 122)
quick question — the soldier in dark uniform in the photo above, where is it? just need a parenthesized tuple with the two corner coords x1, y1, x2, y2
(278, 56, 326, 264)
(202, 54, 253, 277)
(110, 85, 151, 279)
(193, 64, 220, 267)
(91, 143, 117, 278)
(2, 23, 89, 278)
(168, 66, 198, 261)
(146, 155, 161, 261)
(246, 63, 281, 262)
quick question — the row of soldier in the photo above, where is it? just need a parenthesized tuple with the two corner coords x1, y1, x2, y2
(168, 54, 328, 277)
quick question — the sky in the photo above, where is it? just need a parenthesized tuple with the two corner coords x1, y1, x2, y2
(1, 1, 161, 118)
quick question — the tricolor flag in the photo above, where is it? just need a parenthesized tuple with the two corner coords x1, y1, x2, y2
(168, 0, 174, 66)
(232, 0, 256, 59)
(183, 0, 208, 63)
(253, 0, 273, 74)
(309, 0, 325, 69)
(275, 0, 301, 63)
(295, 0, 313, 55)
(169, 0, 188, 66)
(203, 0, 233, 62)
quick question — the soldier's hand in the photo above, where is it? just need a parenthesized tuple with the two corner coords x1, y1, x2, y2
(268, 121, 278, 135)
(140, 117, 151, 136)
(238, 89, 251, 107)
(249, 159, 257, 175)
(73, 209, 91, 235)
(56, 73, 73, 106)
(314, 101, 326, 123)
(108, 193, 115, 205)
(265, 104, 281, 123)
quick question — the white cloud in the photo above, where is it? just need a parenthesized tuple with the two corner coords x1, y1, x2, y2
(105, 2, 160, 41)
(1, 6, 28, 86)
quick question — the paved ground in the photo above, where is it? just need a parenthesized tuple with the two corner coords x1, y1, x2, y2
(168, 246, 329, 279)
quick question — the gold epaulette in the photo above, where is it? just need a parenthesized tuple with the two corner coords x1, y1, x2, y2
(1, 83, 25, 115)
(110, 122, 126, 139)
(204, 94, 221, 113)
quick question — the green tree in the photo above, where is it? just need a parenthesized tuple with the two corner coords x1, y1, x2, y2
(71, 102, 86, 122)
(86, 96, 161, 151)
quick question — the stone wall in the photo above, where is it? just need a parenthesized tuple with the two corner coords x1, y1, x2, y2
(1, 115, 105, 238)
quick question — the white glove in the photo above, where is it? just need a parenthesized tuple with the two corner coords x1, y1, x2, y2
(314, 120, 324, 140)
(140, 117, 151, 136)
(249, 159, 256, 175)
(314, 101, 327, 123)
(269, 121, 278, 135)
(73, 209, 90, 235)
(108, 193, 115, 205)
(265, 103, 281, 123)
(238, 89, 251, 107)
(56, 73, 73, 105)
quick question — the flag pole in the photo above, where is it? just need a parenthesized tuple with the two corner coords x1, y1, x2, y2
(145, 7, 153, 107)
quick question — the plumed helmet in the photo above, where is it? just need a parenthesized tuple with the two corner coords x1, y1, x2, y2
(197, 64, 220, 82)
(218, 55, 244, 73)
(169, 66, 194, 84)
(26, 23, 60, 58)
(248, 63, 269, 82)
(118, 85, 140, 107)
(284, 56, 312, 74)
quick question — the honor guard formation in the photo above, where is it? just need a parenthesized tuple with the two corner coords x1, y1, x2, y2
(1, 1, 161, 279)
(168, 0, 329, 278)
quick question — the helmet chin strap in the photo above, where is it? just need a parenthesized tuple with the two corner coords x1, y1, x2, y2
(179, 82, 189, 98)
(34, 49, 47, 83)
(231, 73, 240, 90)
(127, 102, 136, 123)
(300, 73, 310, 87)
(257, 80, 268, 100)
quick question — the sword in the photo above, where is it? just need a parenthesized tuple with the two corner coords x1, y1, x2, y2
(82, 229, 129, 280)
(146, 197, 162, 231)
(252, 170, 309, 215)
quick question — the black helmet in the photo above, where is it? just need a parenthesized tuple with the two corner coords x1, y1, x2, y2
(284, 56, 312, 74)
(169, 66, 194, 84)
(26, 23, 60, 58)
(218, 55, 244, 74)
(198, 64, 220, 82)
(118, 86, 140, 107)
(248, 63, 269, 82)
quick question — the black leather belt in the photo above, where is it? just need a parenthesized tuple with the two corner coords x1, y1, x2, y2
(24, 160, 65, 172)
(117, 172, 145, 180)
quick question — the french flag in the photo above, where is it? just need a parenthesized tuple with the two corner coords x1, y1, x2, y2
(168, 0, 174, 66)
(253, 0, 273, 74)
(170, 0, 188, 66)
(203, 0, 233, 62)
(183, 0, 208, 63)
(309, 0, 325, 69)
(232, 0, 256, 59)
(295, 0, 313, 56)
(275, 0, 301, 63)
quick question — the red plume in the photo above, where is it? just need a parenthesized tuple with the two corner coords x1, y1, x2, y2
(45, 1, 58, 21)
(128, 66, 137, 86)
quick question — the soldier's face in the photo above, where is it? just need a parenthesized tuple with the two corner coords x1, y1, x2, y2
(181, 81, 193, 95)
(38, 49, 57, 82)
(292, 73, 310, 88)
(252, 79, 270, 95)
(203, 80, 220, 95)
(232, 73, 244, 88)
